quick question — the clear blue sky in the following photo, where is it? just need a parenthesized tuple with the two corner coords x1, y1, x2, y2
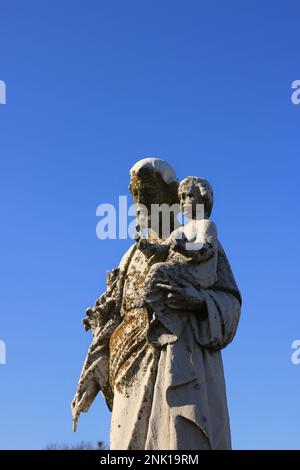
(0, 0, 300, 450)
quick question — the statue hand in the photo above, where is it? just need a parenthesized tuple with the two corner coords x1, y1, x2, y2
(156, 283, 205, 312)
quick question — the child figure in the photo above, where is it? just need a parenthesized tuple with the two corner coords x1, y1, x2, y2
(138, 176, 218, 310)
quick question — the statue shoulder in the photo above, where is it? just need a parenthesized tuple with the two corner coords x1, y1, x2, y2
(198, 219, 218, 238)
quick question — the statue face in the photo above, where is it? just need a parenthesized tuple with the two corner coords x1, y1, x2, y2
(178, 183, 205, 219)
(129, 170, 162, 209)
(130, 168, 178, 207)
(129, 167, 179, 234)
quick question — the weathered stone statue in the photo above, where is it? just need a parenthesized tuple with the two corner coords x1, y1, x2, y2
(72, 158, 241, 450)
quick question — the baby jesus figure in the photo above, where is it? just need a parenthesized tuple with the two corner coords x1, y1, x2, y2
(138, 176, 218, 312)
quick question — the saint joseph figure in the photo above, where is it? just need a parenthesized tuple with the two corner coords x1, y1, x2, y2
(72, 158, 241, 450)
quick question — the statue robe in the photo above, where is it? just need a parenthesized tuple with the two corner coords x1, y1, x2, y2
(73, 241, 241, 450)
(110, 241, 241, 450)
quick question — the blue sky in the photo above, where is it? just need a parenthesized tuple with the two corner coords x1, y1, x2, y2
(0, 0, 300, 450)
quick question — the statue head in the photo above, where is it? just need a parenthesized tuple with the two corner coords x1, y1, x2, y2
(129, 158, 179, 236)
(178, 176, 214, 219)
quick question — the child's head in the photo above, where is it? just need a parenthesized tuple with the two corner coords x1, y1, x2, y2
(178, 176, 214, 219)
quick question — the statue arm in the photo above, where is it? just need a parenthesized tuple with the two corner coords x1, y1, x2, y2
(156, 283, 241, 350)
(171, 219, 218, 264)
(72, 245, 136, 431)
(190, 289, 241, 350)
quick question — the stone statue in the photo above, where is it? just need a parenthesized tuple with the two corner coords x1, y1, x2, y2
(72, 158, 242, 450)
